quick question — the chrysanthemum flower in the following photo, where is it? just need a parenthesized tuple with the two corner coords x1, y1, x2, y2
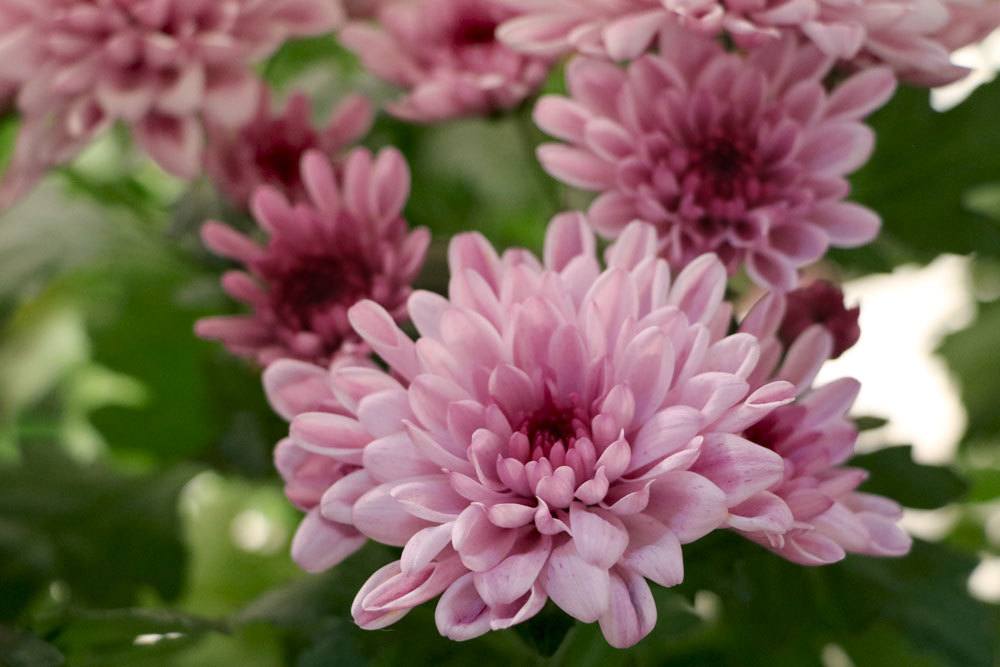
(206, 91, 374, 209)
(196, 148, 429, 366)
(283, 215, 802, 647)
(0, 0, 341, 207)
(499, 0, 980, 85)
(264, 358, 376, 572)
(734, 286, 912, 564)
(339, 0, 552, 122)
(533, 31, 894, 290)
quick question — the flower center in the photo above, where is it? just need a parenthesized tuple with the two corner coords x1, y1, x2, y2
(452, 15, 498, 46)
(689, 134, 755, 202)
(252, 121, 319, 192)
(261, 250, 372, 336)
(514, 394, 589, 463)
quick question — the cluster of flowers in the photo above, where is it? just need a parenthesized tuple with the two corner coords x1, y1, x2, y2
(2, 0, 997, 651)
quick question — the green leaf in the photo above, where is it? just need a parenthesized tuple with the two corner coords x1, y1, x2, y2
(0, 443, 194, 619)
(850, 446, 967, 509)
(839, 623, 948, 667)
(261, 36, 358, 91)
(676, 532, 996, 667)
(854, 416, 889, 432)
(513, 603, 575, 657)
(833, 79, 1000, 273)
(840, 540, 996, 667)
(938, 298, 1000, 445)
(0, 626, 64, 667)
(47, 608, 224, 667)
(965, 466, 1000, 502)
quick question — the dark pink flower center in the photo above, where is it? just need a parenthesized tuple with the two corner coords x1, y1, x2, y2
(260, 249, 373, 339)
(249, 121, 319, 192)
(692, 135, 755, 199)
(515, 395, 590, 463)
(444, 1, 500, 49)
(452, 14, 498, 46)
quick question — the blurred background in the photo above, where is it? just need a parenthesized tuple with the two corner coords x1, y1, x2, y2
(1, 34, 1000, 667)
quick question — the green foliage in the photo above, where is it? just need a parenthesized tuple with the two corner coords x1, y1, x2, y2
(835, 78, 1000, 273)
(850, 445, 968, 509)
(854, 415, 889, 432)
(0, 443, 193, 620)
(0, 626, 64, 667)
(938, 297, 1000, 446)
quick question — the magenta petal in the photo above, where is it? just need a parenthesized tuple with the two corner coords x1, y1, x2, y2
(291, 509, 366, 573)
(353, 483, 432, 546)
(620, 514, 683, 587)
(537, 144, 617, 189)
(262, 359, 334, 421)
(600, 568, 656, 648)
(783, 531, 847, 565)
(363, 432, 440, 483)
(452, 504, 519, 572)
(351, 561, 413, 629)
(858, 513, 912, 556)
(357, 388, 412, 438)
(489, 583, 548, 630)
(693, 434, 785, 506)
(645, 471, 727, 543)
(542, 540, 611, 623)
(391, 475, 469, 522)
(629, 406, 702, 473)
(668, 254, 727, 325)
(569, 504, 628, 569)
(473, 533, 552, 606)
(598, 567, 657, 649)
(488, 502, 537, 528)
(401, 522, 456, 573)
(290, 412, 370, 463)
(435, 573, 493, 641)
(544, 211, 596, 272)
(728, 491, 795, 534)
(358, 556, 464, 615)
(329, 366, 402, 413)
(320, 469, 374, 524)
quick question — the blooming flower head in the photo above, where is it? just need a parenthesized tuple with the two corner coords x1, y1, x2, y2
(264, 357, 376, 572)
(534, 31, 894, 291)
(206, 91, 374, 209)
(734, 286, 912, 564)
(196, 148, 429, 366)
(281, 215, 807, 647)
(339, 0, 552, 122)
(499, 0, 979, 85)
(0, 0, 342, 207)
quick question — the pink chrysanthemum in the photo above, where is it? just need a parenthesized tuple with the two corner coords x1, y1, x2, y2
(196, 148, 429, 366)
(499, 0, 977, 85)
(206, 91, 374, 208)
(0, 0, 341, 207)
(282, 215, 805, 647)
(733, 286, 912, 564)
(339, 0, 552, 122)
(264, 358, 376, 572)
(533, 32, 894, 291)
